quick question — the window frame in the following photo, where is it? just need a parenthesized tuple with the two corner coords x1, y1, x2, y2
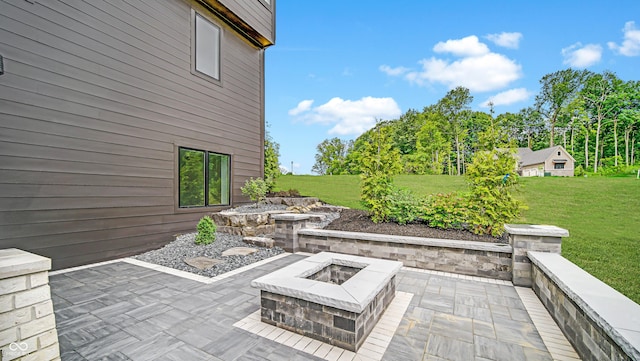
(191, 9, 222, 85)
(554, 162, 565, 170)
(178, 146, 231, 209)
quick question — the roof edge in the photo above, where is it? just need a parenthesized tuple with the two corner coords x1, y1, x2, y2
(197, 0, 274, 48)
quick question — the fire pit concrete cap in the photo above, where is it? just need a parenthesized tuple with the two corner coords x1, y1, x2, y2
(251, 252, 402, 313)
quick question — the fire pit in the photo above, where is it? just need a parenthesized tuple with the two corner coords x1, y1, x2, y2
(251, 252, 402, 351)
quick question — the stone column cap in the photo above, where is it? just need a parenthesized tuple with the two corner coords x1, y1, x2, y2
(272, 213, 311, 221)
(504, 224, 569, 237)
(0, 248, 51, 279)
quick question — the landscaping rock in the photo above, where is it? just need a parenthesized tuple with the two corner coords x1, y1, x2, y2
(184, 257, 223, 270)
(243, 237, 275, 248)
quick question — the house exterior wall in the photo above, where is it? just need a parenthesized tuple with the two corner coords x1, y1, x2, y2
(544, 148, 575, 177)
(223, 0, 275, 43)
(0, 0, 273, 269)
(519, 146, 575, 177)
(521, 164, 544, 177)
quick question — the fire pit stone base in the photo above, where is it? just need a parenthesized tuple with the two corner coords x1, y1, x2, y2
(251, 252, 402, 351)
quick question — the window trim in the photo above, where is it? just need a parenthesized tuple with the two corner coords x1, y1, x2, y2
(191, 9, 223, 85)
(177, 146, 232, 209)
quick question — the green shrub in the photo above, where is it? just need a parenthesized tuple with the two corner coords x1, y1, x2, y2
(574, 165, 585, 177)
(387, 187, 422, 225)
(360, 172, 393, 223)
(358, 125, 402, 223)
(421, 192, 469, 229)
(241, 177, 268, 203)
(195, 216, 216, 245)
(466, 149, 523, 236)
(598, 156, 626, 176)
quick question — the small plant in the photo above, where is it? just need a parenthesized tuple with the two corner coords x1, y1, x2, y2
(195, 216, 216, 245)
(421, 192, 469, 230)
(387, 187, 422, 225)
(241, 177, 268, 204)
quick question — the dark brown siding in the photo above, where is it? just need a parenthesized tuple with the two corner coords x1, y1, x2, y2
(0, 0, 272, 269)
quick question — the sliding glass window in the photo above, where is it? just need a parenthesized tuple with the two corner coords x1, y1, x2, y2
(179, 147, 230, 207)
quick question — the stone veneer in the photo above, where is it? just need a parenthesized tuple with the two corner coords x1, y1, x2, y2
(251, 252, 402, 351)
(0, 249, 60, 361)
(504, 224, 567, 287)
(296, 228, 513, 280)
(529, 252, 640, 361)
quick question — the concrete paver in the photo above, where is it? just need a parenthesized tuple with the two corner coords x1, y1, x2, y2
(50, 254, 576, 360)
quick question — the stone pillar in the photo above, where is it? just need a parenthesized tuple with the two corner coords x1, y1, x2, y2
(272, 214, 311, 253)
(0, 249, 60, 361)
(505, 224, 568, 287)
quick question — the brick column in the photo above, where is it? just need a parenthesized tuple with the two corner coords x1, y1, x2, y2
(0, 249, 60, 361)
(504, 224, 568, 287)
(272, 214, 311, 253)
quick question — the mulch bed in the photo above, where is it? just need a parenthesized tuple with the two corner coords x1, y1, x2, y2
(323, 208, 506, 243)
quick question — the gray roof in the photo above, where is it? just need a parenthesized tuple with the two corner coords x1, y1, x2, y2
(516, 146, 573, 167)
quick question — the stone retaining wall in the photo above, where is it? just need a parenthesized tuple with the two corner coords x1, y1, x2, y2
(529, 252, 640, 361)
(0, 249, 60, 361)
(211, 210, 287, 236)
(297, 229, 514, 280)
(273, 217, 569, 283)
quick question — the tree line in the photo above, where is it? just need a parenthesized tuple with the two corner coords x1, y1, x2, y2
(312, 69, 640, 176)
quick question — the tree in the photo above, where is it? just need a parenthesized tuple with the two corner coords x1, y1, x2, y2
(415, 112, 451, 174)
(436, 87, 473, 175)
(581, 71, 619, 173)
(389, 109, 422, 155)
(359, 124, 402, 223)
(611, 80, 640, 166)
(535, 69, 585, 147)
(466, 119, 523, 236)
(562, 98, 591, 167)
(312, 137, 352, 175)
(264, 125, 280, 192)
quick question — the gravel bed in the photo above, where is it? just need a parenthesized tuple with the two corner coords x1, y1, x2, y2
(132, 202, 342, 278)
(132, 232, 285, 278)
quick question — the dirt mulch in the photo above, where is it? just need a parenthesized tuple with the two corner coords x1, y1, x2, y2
(323, 208, 506, 243)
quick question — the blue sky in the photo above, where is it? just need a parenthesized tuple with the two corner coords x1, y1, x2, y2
(265, 1, 640, 175)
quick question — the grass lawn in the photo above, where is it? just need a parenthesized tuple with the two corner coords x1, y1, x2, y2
(275, 174, 640, 304)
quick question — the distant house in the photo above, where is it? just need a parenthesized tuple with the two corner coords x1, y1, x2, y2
(0, 0, 275, 269)
(516, 146, 575, 177)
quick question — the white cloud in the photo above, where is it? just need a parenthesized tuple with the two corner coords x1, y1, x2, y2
(406, 52, 522, 92)
(288, 99, 314, 116)
(562, 43, 602, 68)
(433, 35, 489, 56)
(608, 21, 640, 56)
(289, 96, 402, 136)
(481, 88, 532, 107)
(485, 32, 523, 49)
(379, 65, 410, 76)
(383, 35, 522, 92)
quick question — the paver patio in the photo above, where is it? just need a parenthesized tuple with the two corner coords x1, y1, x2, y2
(49, 253, 579, 361)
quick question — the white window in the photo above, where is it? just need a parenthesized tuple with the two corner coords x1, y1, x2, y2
(194, 13, 220, 80)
